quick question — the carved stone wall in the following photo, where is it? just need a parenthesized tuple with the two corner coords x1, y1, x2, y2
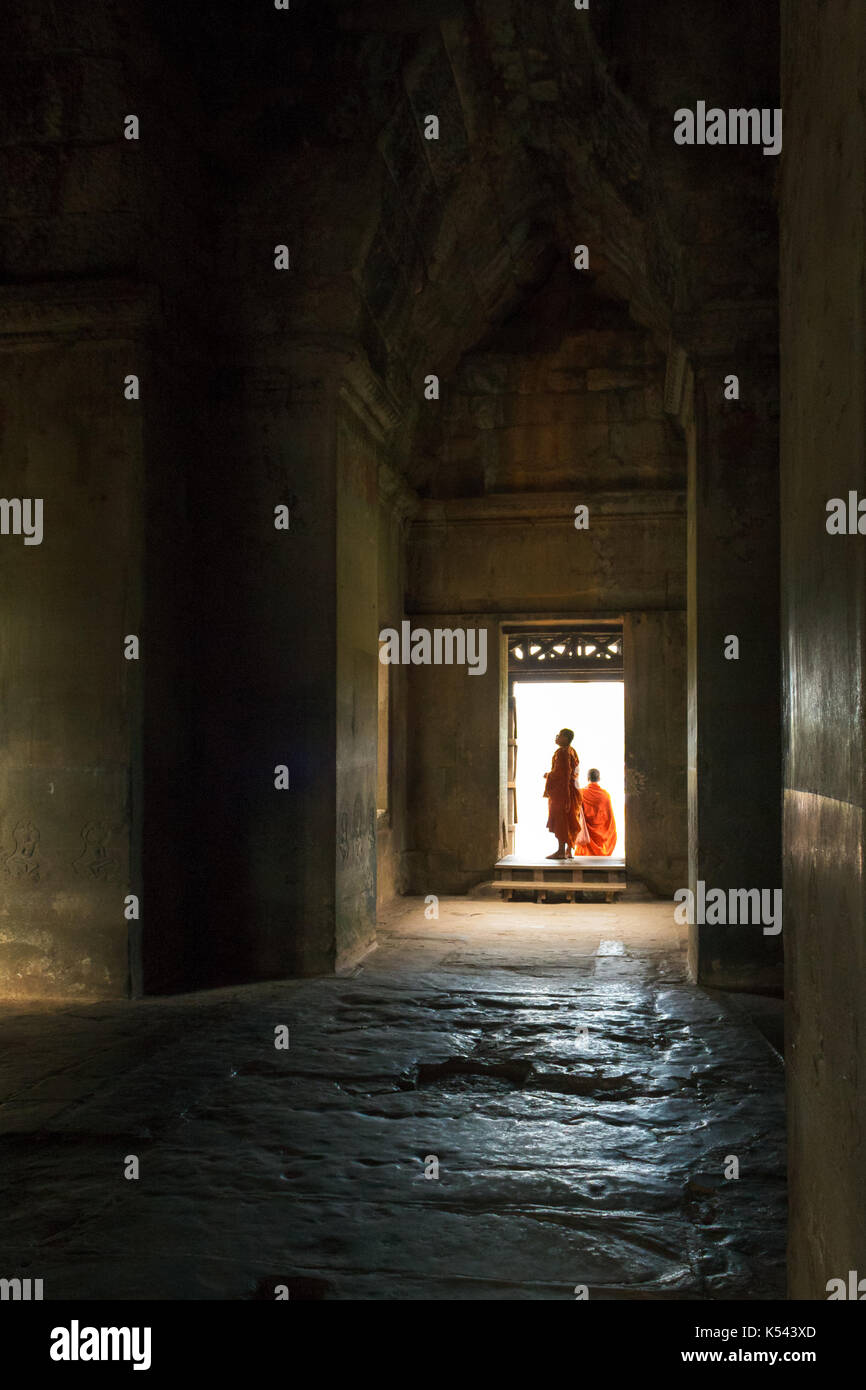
(0, 302, 144, 997)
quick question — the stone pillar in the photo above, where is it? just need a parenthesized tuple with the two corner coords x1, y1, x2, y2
(0, 281, 150, 999)
(374, 463, 415, 907)
(189, 344, 398, 985)
(405, 615, 501, 894)
(334, 368, 401, 969)
(623, 610, 687, 897)
(669, 312, 783, 991)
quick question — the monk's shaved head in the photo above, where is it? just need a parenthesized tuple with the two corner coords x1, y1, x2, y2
(588, 768, 600, 781)
(559, 728, 574, 744)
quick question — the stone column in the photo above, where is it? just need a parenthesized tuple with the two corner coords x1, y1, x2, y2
(668, 309, 783, 991)
(189, 342, 399, 984)
(334, 366, 401, 969)
(623, 610, 688, 897)
(0, 280, 151, 999)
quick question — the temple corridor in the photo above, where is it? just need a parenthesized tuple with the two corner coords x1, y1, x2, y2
(0, 900, 784, 1301)
(0, 0, 864, 1318)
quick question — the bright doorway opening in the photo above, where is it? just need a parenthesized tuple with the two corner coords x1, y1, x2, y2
(512, 681, 625, 861)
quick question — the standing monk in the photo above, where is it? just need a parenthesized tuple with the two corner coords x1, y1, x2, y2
(581, 768, 618, 856)
(543, 728, 582, 859)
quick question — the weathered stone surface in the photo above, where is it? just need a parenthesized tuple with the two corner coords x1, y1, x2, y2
(684, 359, 782, 994)
(8, 0, 851, 1310)
(0, 900, 784, 1300)
(781, 0, 866, 1299)
(0, 338, 142, 1000)
(624, 612, 688, 897)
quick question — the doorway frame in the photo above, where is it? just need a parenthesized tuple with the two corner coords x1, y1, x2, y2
(498, 616, 624, 857)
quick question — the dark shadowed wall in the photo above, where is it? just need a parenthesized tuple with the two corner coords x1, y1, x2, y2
(781, 0, 866, 1300)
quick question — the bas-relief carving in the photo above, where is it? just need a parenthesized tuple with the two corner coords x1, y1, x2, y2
(3, 819, 41, 882)
(1, 818, 125, 885)
(73, 821, 122, 882)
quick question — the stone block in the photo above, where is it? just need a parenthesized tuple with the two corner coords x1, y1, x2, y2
(0, 58, 65, 143)
(0, 145, 59, 216)
(587, 368, 647, 391)
(644, 380, 667, 419)
(460, 358, 509, 394)
(605, 388, 650, 425)
(609, 420, 677, 464)
(506, 392, 608, 427)
(499, 422, 611, 476)
(0, 210, 137, 278)
(59, 143, 127, 215)
(556, 331, 655, 371)
(543, 365, 588, 393)
(68, 57, 126, 143)
(467, 395, 504, 429)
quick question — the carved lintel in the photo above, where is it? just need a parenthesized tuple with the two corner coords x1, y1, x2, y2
(339, 356, 401, 441)
(679, 363, 695, 433)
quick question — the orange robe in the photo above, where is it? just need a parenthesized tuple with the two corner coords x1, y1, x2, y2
(580, 783, 617, 856)
(543, 746, 582, 848)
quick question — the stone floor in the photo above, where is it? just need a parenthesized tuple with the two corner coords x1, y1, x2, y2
(0, 899, 785, 1300)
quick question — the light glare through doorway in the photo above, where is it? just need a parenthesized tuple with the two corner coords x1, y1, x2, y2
(513, 681, 625, 860)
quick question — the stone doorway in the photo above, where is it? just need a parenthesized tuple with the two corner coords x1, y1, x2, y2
(503, 623, 624, 858)
(511, 679, 626, 862)
(497, 625, 626, 902)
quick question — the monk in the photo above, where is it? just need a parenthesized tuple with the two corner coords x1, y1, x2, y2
(580, 767, 618, 856)
(543, 728, 582, 859)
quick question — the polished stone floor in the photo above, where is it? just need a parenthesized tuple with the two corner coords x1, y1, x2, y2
(0, 899, 785, 1300)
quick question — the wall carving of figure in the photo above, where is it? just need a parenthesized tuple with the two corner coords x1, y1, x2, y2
(3, 819, 41, 882)
(73, 821, 122, 882)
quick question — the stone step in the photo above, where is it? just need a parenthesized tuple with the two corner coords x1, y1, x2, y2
(494, 855, 627, 886)
(469, 871, 651, 905)
(493, 878, 624, 903)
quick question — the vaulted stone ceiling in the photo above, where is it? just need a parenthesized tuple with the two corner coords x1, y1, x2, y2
(143, 0, 777, 492)
(407, 265, 683, 497)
